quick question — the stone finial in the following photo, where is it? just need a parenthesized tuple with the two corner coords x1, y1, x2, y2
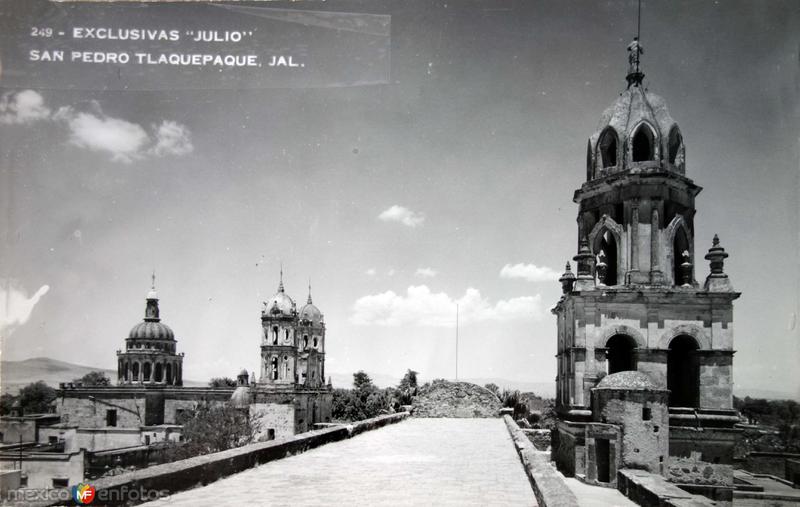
(679, 250, 693, 287)
(573, 237, 596, 291)
(559, 262, 576, 294)
(596, 250, 608, 285)
(703, 234, 733, 291)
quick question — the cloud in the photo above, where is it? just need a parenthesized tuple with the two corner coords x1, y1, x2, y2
(1, 90, 193, 163)
(149, 120, 194, 157)
(0, 282, 50, 337)
(63, 110, 150, 163)
(415, 267, 438, 278)
(350, 285, 544, 327)
(365, 268, 377, 277)
(0, 90, 51, 124)
(378, 205, 425, 228)
(500, 262, 560, 282)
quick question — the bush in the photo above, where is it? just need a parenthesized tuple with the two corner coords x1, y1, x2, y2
(166, 402, 260, 460)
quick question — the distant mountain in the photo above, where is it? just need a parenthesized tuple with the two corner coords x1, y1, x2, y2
(1, 357, 117, 394)
(0, 357, 205, 394)
(4, 358, 795, 402)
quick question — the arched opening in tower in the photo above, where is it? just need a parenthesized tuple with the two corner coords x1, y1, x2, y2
(132, 362, 139, 382)
(667, 335, 700, 407)
(143, 362, 152, 382)
(596, 230, 618, 285)
(166, 363, 173, 385)
(673, 227, 690, 285)
(632, 124, 655, 162)
(668, 126, 683, 165)
(155, 363, 163, 383)
(271, 357, 278, 380)
(606, 334, 637, 374)
(598, 128, 618, 168)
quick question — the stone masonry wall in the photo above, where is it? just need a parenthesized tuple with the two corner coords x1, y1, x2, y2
(412, 380, 501, 418)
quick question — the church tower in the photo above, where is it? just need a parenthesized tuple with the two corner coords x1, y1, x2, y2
(552, 43, 741, 488)
(258, 271, 327, 389)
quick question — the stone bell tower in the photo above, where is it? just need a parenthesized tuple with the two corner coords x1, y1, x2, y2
(551, 42, 741, 492)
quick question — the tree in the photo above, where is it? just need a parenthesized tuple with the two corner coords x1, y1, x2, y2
(18, 381, 56, 414)
(208, 377, 237, 388)
(75, 371, 111, 387)
(170, 402, 260, 459)
(484, 383, 500, 398)
(0, 394, 17, 416)
(399, 370, 418, 391)
(397, 369, 419, 406)
(352, 371, 374, 391)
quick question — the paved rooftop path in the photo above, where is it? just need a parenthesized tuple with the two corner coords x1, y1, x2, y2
(145, 418, 537, 506)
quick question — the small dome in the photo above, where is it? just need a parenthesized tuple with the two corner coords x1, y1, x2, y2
(595, 371, 662, 391)
(265, 291, 295, 316)
(230, 386, 250, 408)
(299, 302, 323, 324)
(587, 86, 685, 179)
(129, 321, 174, 340)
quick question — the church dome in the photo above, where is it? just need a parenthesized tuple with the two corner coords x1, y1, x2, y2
(299, 302, 323, 324)
(129, 321, 175, 340)
(595, 371, 662, 391)
(230, 385, 250, 408)
(265, 291, 295, 317)
(587, 87, 685, 180)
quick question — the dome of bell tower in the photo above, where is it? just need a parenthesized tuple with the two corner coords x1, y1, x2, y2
(586, 41, 686, 181)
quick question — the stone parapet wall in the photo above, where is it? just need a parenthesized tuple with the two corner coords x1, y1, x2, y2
(39, 412, 408, 507)
(617, 468, 720, 507)
(412, 380, 501, 418)
(522, 429, 551, 451)
(503, 416, 580, 507)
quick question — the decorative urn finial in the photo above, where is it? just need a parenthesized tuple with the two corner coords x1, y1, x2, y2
(559, 262, 577, 294)
(703, 234, 733, 291)
(679, 250, 693, 287)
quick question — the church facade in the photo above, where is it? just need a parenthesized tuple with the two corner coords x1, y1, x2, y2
(551, 47, 741, 495)
(54, 273, 332, 449)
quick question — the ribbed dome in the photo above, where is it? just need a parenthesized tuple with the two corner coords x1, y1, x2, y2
(230, 386, 250, 408)
(595, 371, 662, 391)
(129, 321, 175, 340)
(587, 86, 685, 179)
(299, 302, 323, 324)
(265, 291, 295, 316)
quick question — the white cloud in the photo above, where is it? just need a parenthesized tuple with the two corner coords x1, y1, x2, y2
(350, 285, 545, 327)
(378, 205, 425, 228)
(415, 267, 438, 278)
(500, 262, 560, 282)
(387, 269, 396, 277)
(149, 120, 194, 157)
(0, 282, 50, 337)
(65, 111, 150, 163)
(365, 268, 377, 277)
(1, 90, 193, 163)
(0, 90, 51, 124)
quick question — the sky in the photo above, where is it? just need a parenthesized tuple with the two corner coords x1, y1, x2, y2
(1, 0, 798, 397)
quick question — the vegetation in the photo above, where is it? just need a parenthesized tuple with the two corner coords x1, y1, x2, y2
(734, 396, 800, 454)
(74, 371, 111, 386)
(332, 369, 423, 422)
(0, 381, 58, 415)
(332, 370, 392, 421)
(208, 377, 237, 388)
(167, 402, 261, 460)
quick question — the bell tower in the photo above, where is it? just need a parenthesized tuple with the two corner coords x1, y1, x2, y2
(552, 41, 741, 492)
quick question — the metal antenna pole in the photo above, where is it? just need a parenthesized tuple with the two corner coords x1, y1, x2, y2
(636, 0, 642, 73)
(455, 304, 459, 381)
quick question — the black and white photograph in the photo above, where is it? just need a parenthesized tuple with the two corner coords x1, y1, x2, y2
(0, 0, 798, 505)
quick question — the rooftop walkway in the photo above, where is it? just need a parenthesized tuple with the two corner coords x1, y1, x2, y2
(144, 418, 538, 506)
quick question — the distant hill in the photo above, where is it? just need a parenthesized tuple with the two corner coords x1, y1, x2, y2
(0, 357, 204, 394)
(3, 358, 796, 401)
